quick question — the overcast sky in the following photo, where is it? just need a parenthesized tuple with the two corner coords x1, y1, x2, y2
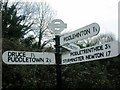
(10, 0, 119, 39)
(46, 0, 119, 39)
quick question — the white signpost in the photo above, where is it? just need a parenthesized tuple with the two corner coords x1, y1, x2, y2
(2, 51, 55, 65)
(62, 41, 119, 65)
(62, 43, 80, 51)
(48, 19, 67, 35)
(60, 23, 100, 45)
(2, 18, 120, 89)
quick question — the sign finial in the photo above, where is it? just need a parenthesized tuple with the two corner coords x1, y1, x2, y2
(48, 19, 67, 35)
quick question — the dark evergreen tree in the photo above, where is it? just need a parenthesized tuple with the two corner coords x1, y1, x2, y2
(2, 1, 33, 39)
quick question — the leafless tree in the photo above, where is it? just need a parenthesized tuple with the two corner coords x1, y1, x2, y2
(76, 33, 115, 47)
(91, 33, 115, 45)
(25, 2, 56, 50)
(36, 2, 55, 50)
(16, 1, 56, 50)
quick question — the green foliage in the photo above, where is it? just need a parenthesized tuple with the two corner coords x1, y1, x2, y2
(20, 65, 56, 89)
(62, 56, 120, 89)
(20, 35, 35, 48)
(2, 38, 25, 52)
(2, 1, 33, 39)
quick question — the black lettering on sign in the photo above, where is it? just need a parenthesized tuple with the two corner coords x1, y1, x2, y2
(39, 58, 44, 62)
(8, 57, 12, 62)
(26, 57, 44, 62)
(105, 44, 111, 49)
(83, 28, 91, 35)
(14, 57, 24, 62)
(70, 45, 104, 57)
(93, 27, 97, 32)
(63, 56, 84, 63)
(85, 52, 104, 60)
(63, 29, 91, 42)
(86, 54, 95, 59)
(8, 51, 25, 57)
(105, 51, 111, 56)
(7, 51, 26, 62)
(8, 52, 14, 56)
(31, 53, 35, 58)
(46, 58, 51, 62)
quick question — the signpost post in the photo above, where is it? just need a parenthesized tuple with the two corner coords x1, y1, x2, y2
(54, 35, 62, 89)
(48, 19, 67, 89)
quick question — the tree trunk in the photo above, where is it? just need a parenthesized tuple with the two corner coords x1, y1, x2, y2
(38, 29, 42, 50)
